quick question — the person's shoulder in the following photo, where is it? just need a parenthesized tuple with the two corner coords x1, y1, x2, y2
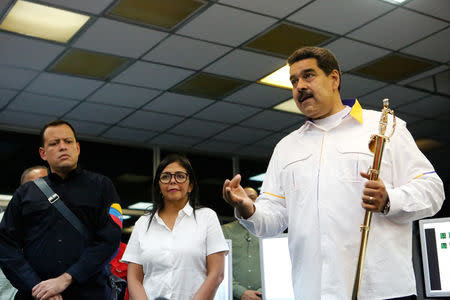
(221, 220, 239, 230)
(362, 108, 406, 128)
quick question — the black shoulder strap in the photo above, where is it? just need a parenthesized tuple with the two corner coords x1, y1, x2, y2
(34, 177, 93, 241)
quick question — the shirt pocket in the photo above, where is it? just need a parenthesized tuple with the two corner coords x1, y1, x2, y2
(335, 142, 373, 183)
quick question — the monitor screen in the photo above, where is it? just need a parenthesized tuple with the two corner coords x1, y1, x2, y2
(419, 217, 450, 297)
(260, 234, 294, 300)
(214, 239, 232, 300)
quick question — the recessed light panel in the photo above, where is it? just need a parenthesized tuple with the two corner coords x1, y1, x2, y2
(50, 49, 128, 80)
(246, 23, 333, 58)
(259, 64, 292, 89)
(273, 98, 303, 115)
(172, 73, 247, 98)
(353, 54, 435, 82)
(0, 0, 89, 43)
(108, 0, 205, 29)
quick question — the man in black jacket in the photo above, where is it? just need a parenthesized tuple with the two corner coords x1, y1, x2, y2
(0, 120, 123, 300)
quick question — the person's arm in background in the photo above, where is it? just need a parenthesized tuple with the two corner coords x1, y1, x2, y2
(127, 263, 148, 300)
(193, 251, 226, 300)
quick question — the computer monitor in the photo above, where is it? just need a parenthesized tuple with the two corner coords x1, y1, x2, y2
(419, 217, 450, 297)
(259, 234, 294, 300)
(214, 239, 232, 300)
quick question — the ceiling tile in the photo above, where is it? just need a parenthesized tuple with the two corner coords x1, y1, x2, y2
(395, 112, 422, 125)
(0, 110, 55, 129)
(0, 66, 38, 90)
(177, 4, 276, 46)
(150, 133, 201, 147)
(194, 139, 243, 153)
(218, 0, 310, 18)
(397, 65, 448, 86)
(65, 102, 134, 124)
(407, 119, 448, 141)
(49, 49, 128, 80)
(435, 70, 449, 96)
(168, 118, 229, 138)
(405, 0, 450, 22)
(7, 92, 79, 116)
(74, 18, 168, 58)
(66, 119, 109, 136)
(144, 92, 214, 116)
(107, 0, 205, 29)
(87, 83, 160, 108)
(0, 32, 65, 70)
(245, 23, 333, 58)
(0, 89, 17, 109)
(171, 73, 246, 99)
(324, 38, 390, 71)
(254, 132, 286, 148)
(407, 76, 434, 92)
(225, 83, 292, 108)
(288, 0, 393, 35)
(204, 49, 285, 81)
(0, 0, 9, 12)
(41, 0, 115, 14)
(353, 54, 435, 82)
(26, 73, 104, 100)
(119, 110, 183, 131)
(238, 144, 272, 158)
(348, 8, 447, 50)
(217, 126, 272, 144)
(193, 101, 261, 124)
(340, 74, 387, 98)
(113, 61, 194, 89)
(401, 28, 450, 63)
(396, 95, 450, 118)
(358, 85, 429, 109)
(240, 110, 302, 131)
(143, 35, 231, 70)
(102, 126, 157, 143)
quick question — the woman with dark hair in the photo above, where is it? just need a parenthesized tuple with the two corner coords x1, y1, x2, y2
(122, 154, 228, 300)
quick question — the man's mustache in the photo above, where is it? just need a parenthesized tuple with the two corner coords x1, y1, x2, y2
(298, 90, 314, 103)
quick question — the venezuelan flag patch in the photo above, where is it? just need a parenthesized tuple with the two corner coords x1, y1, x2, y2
(109, 203, 123, 229)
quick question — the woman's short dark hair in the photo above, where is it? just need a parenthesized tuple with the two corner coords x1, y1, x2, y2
(147, 154, 200, 228)
(287, 46, 342, 91)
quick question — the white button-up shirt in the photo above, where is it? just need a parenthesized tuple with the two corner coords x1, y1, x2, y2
(123, 203, 229, 300)
(240, 100, 444, 300)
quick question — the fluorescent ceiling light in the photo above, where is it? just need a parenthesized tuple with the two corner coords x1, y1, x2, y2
(273, 98, 304, 115)
(381, 0, 408, 4)
(258, 64, 292, 89)
(0, 194, 13, 201)
(249, 173, 265, 182)
(122, 215, 131, 220)
(0, 0, 89, 43)
(128, 202, 153, 210)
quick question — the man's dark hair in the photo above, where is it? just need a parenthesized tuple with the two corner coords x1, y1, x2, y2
(287, 46, 342, 91)
(148, 154, 200, 229)
(40, 120, 77, 147)
(20, 165, 47, 184)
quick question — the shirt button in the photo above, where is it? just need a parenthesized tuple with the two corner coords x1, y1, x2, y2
(57, 260, 62, 264)
(58, 239, 62, 243)
(248, 269, 252, 272)
(248, 285, 251, 288)
(249, 255, 252, 258)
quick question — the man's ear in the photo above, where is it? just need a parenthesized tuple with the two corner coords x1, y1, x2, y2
(330, 69, 340, 91)
(77, 142, 80, 155)
(39, 147, 47, 161)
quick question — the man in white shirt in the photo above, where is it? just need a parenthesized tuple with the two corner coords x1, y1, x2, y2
(222, 46, 445, 300)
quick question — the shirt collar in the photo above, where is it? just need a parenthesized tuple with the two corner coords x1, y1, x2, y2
(181, 202, 194, 216)
(48, 164, 81, 181)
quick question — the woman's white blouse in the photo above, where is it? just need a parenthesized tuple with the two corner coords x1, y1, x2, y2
(122, 203, 229, 300)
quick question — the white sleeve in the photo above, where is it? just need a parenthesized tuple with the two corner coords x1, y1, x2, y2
(205, 209, 229, 256)
(121, 216, 146, 264)
(238, 145, 288, 237)
(386, 122, 445, 223)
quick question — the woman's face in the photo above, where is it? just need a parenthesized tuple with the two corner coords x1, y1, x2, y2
(159, 162, 193, 204)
